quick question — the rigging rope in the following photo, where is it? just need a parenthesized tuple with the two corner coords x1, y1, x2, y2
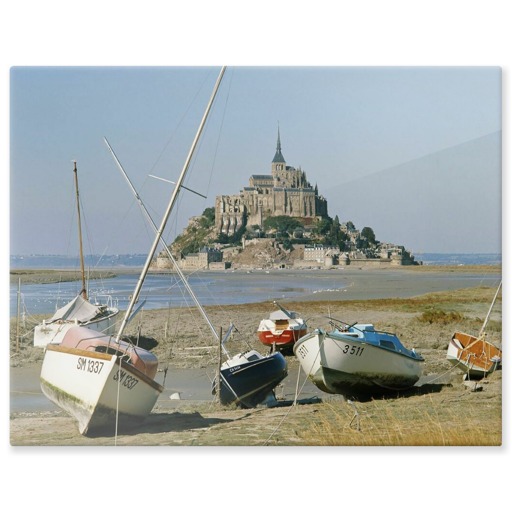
(264, 333, 324, 445)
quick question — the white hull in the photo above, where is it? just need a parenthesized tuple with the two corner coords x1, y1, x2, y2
(34, 309, 119, 347)
(40, 344, 163, 435)
(294, 329, 423, 397)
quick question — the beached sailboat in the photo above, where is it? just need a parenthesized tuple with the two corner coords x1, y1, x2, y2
(257, 301, 308, 351)
(40, 325, 163, 435)
(40, 67, 227, 435)
(447, 282, 502, 378)
(216, 349, 288, 408)
(213, 324, 288, 408)
(33, 162, 119, 347)
(294, 319, 424, 399)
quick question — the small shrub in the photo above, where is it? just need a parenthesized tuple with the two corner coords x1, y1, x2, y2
(417, 309, 464, 325)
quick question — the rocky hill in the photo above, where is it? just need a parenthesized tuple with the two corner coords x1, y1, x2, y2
(225, 239, 305, 268)
(163, 207, 419, 268)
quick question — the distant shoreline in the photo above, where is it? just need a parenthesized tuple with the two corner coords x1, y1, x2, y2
(9, 268, 119, 285)
(10, 262, 501, 284)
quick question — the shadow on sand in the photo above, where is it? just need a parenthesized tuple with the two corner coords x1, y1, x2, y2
(85, 410, 253, 438)
(324, 381, 450, 404)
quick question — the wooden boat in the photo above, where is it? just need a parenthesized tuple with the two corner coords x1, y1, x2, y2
(33, 162, 119, 347)
(215, 348, 288, 408)
(40, 67, 227, 435)
(294, 320, 424, 399)
(447, 282, 502, 378)
(257, 302, 307, 350)
(40, 325, 163, 435)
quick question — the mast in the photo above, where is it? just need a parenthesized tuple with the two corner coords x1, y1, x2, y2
(115, 66, 226, 343)
(73, 161, 87, 299)
(273, 301, 294, 319)
(479, 280, 502, 337)
(104, 136, 220, 343)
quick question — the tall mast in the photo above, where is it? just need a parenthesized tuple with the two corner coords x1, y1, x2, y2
(104, 137, 220, 343)
(115, 66, 226, 342)
(73, 161, 87, 299)
(479, 280, 502, 337)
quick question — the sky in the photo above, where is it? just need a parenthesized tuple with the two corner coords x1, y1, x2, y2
(9, 65, 501, 255)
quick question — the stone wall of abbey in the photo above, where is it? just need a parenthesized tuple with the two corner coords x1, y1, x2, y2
(215, 131, 328, 235)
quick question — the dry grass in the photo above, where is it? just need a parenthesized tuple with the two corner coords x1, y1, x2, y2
(296, 384, 502, 446)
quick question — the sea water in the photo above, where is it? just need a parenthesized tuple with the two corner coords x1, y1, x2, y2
(9, 253, 501, 317)
(10, 269, 350, 317)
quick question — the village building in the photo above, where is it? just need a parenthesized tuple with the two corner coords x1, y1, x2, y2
(303, 244, 340, 262)
(155, 247, 226, 271)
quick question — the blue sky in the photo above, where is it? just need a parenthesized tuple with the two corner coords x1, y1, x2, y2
(9, 65, 501, 255)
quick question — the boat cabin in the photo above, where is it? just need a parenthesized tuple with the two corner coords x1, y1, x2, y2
(333, 323, 422, 360)
(60, 325, 159, 379)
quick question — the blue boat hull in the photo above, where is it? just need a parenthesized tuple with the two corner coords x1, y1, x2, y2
(217, 352, 288, 408)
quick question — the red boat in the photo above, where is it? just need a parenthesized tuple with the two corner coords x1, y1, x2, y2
(257, 302, 308, 350)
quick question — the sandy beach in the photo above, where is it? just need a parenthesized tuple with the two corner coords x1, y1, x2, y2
(9, 265, 502, 446)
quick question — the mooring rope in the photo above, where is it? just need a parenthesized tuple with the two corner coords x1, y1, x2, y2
(420, 358, 466, 384)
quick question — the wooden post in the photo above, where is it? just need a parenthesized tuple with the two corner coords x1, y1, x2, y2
(16, 278, 21, 353)
(217, 327, 223, 403)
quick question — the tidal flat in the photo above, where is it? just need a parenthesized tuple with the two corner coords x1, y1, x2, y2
(9, 266, 502, 446)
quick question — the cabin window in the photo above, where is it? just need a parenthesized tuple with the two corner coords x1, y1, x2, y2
(246, 354, 260, 362)
(94, 345, 131, 362)
(379, 339, 396, 351)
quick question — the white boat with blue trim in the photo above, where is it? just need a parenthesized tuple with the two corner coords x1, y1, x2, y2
(294, 319, 424, 399)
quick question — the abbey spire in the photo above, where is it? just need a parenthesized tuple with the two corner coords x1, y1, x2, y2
(272, 126, 286, 172)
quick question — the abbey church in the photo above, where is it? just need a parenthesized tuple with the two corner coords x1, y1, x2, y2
(215, 130, 329, 235)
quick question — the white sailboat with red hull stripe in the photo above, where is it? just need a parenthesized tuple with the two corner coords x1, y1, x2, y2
(40, 326, 163, 435)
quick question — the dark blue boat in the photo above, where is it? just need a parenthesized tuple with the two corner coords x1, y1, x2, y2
(214, 350, 288, 408)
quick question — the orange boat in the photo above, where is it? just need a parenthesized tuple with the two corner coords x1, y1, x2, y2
(447, 282, 502, 378)
(257, 302, 308, 350)
(447, 331, 501, 378)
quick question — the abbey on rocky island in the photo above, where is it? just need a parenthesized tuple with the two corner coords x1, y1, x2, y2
(159, 128, 420, 270)
(214, 129, 328, 235)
